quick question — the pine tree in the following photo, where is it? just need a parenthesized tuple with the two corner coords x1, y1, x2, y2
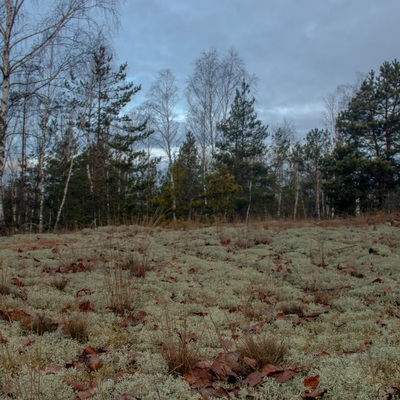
(216, 81, 270, 220)
(156, 132, 202, 220)
(51, 45, 155, 227)
(332, 59, 400, 211)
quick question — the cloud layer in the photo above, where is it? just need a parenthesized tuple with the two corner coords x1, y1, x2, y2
(115, 0, 400, 137)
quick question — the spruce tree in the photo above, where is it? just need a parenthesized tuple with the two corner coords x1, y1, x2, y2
(156, 132, 202, 220)
(216, 81, 270, 220)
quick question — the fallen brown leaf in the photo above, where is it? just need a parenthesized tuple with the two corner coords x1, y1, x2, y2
(242, 356, 257, 370)
(79, 300, 95, 312)
(243, 370, 265, 387)
(184, 366, 214, 388)
(304, 374, 320, 390)
(274, 369, 297, 383)
(210, 360, 238, 382)
(302, 387, 327, 399)
(18, 337, 35, 353)
(76, 389, 96, 400)
(11, 277, 24, 286)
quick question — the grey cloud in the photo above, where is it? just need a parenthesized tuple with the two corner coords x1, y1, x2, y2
(116, 0, 400, 136)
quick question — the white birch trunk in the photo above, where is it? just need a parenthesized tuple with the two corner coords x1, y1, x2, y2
(54, 156, 74, 231)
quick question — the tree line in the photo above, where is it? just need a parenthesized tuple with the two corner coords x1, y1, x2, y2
(2, 1, 400, 233)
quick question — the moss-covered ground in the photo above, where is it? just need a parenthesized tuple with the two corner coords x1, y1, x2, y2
(0, 219, 399, 399)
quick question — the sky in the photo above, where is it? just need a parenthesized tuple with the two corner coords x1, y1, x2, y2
(114, 0, 400, 139)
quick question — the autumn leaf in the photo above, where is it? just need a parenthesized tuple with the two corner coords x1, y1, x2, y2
(18, 337, 35, 353)
(73, 347, 106, 372)
(217, 351, 240, 370)
(261, 364, 283, 376)
(302, 387, 327, 399)
(86, 354, 102, 371)
(358, 341, 372, 352)
(11, 277, 24, 286)
(121, 311, 148, 327)
(186, 332, 197, 342)
(115, 371, 135, 381)
(0, 309, 33, 328)
(79, 300, 95, 312)
(243, 370, 265, 387)
(75, 388, 96, 400)
(304, 374, 320, 390)
(274, 369, 297, 383)
(242, 356, 257, 370)
(126, 350, 142, 365)
(76, 288, 94, 297)
(210, 360, 238, 382)
(275, 312, 288, 319)
(184, 366, 214, 388)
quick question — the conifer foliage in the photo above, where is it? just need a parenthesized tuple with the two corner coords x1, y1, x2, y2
(47, 46, 155, 228)
(324, 59, 400, 213)
(216, 81, 270, 220)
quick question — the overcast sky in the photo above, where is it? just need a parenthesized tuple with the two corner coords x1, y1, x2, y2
(114, 0, 400, 138)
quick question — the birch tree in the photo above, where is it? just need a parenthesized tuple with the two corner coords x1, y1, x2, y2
(0, 0, 122, 234)
(270, 119, 294, 217)
(146, 69, 180, 220)
(303, 128, 331, 219)
(186, 48, 251, 170)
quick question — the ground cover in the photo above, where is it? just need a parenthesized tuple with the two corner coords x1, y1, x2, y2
(0, 219, 399, 399)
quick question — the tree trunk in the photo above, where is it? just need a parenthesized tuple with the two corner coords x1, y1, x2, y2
(37, 139, 46, 233)
(245, 181, 252, 224)
(54, 156, 74, 231)
(293, 168, 300, 220)
(0, 1, 13, 235)
(277, 188, 282, 218)
(18, 96, 29, 230)
(315, 167, 320, 220)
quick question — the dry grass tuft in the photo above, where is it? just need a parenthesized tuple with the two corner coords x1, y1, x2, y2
(0, 266, 10, 296)
(238, 334, 287, 369)
(281, 302, 304, 317)
(254, 230, 272, 245)
(313, 290, 330, 305)
(242, 298, 265, 321)
(235, 228, 256, 249)
(310, 238, 329, 267)
(0, 284, 11, 296)
(62, 313, 89, 342)
(50, 276, 68, 291)
(122, 253, 152, 278)
(104, 263, 133, 315)
(31, 314, 54, 335)
(158, 316, 201, 376)
(219, 232, 232, 246)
